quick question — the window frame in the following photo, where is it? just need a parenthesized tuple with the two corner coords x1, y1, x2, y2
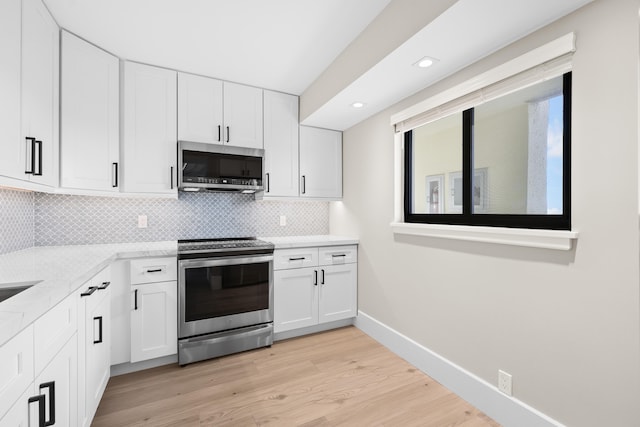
(403, 72, 572, 231)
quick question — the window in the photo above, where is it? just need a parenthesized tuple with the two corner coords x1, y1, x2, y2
(404, 72, 571, 230)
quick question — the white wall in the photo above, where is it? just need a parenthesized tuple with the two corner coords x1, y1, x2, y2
(330, 0, 640, 425)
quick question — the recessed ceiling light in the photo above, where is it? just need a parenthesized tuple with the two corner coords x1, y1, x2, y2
(351, 102, 365, 108)
(414, 56, 438, 68)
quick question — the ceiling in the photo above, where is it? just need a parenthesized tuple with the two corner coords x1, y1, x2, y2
(43, 0, 392, 95)
(44, 0, 594, 131)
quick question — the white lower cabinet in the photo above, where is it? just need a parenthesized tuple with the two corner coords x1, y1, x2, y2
(274, 245, 357, 334)
(34, 334, 78, 427)
(0, 326, 34, 423)
(131, 280, 177, 363)
(130, 257, 178, 363)
(77, 268, 111, 427)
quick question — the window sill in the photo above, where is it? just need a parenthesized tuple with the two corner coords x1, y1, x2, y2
(390, 222, 578, 251)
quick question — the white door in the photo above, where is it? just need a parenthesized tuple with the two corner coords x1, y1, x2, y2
(299, 126, 342, 199)
(274, 267, 318, 333)
(131, 281, 178, 363)
(178, 73, 223, 144)
(263, 91, 299, 197)
(84, 285, 111, 423)
(318, 264, 357, 324)
(21, 0, 59, 187)
(223, 82, 263, 149)
(0, 386, 34, 427)
(34, 335, 78, 427)
(60, 31, 119, 191)
(0, 0, 22, 180)
(122, 61, 177, 194)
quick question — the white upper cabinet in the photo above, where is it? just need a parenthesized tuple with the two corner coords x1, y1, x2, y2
(178, 72, 263, 149)
(178, 73, 223, 144)
(299, 126, 342, 199)
(21, 0, 59, 187)
(223, 82, 263, 149)
(0, 0, 59, 187)
(122, 61, 177, 194)
(0, 0, 22, 182)
(263, 90, 299, 197)
(60, 31, 119, 192)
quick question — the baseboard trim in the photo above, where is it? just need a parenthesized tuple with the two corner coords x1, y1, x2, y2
(274, 318, 354, 341)
(110, 354, 178, 376)
(354, 311, 564, 427)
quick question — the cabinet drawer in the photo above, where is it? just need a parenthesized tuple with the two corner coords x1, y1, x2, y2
(34, 292, 77, 375)
(274, 248, 318, 270)
(130, 257, 177, 284)
(318, 245, 357, 266)
(0, 325, 34, 420)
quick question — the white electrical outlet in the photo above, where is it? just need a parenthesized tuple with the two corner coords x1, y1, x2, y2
(498, 370, 513, 396)
(279, 215, 287, 226)
(137, 215, 148, 229)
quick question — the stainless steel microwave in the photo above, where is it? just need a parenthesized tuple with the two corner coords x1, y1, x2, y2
(178, 141, 264, 193)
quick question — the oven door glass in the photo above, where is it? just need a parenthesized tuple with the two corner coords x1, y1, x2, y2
(182, 256, 271, 322)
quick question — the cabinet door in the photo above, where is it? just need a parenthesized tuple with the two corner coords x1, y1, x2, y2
(223, 82, 263, 149)
(21, 0, 59, 187)
(299, 126, 342, 199)
(0, 326, 34, 420)
(122, 62, 177, 194)
(178, 73, 223, 144)
(130, 281, 178, 363)
(0, 385, 34, 427)
(0, 0, 23, 180)
(319, 264, 357, 324)
(83, 284, 111, 424)
(60, 31, 119, 191)
(263, 91, 299, 197)
(35, 334, 78, 427)
(274, 267, 318, 333)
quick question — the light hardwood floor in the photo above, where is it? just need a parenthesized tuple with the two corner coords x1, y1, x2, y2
(93, 327, 499, 426)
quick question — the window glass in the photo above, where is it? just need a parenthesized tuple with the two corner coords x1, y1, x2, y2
(410, 113, 462, 214)
(473, 76, 563, 215)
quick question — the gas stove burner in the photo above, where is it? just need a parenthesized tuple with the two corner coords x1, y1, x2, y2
(177, 237, 274, 258)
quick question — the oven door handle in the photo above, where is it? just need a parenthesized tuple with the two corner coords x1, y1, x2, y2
(178, 254, 274, 268)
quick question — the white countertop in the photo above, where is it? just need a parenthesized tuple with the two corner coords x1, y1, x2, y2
(262, 235, 358, 249)
(0, 241, 177, 346)
(0, 235, 356, 347)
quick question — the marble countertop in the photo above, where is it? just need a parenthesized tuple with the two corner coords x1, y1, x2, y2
(262, 235, 359, 249)
(0, 241, 177, 347)
(0, 235, 357, 347)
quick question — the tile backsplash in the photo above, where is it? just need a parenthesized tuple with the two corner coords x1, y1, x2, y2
(0, 188, 35, 254)
(34, 192, 329, 246)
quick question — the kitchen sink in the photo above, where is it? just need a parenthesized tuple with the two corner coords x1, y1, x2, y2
(0, 280, 42, 303)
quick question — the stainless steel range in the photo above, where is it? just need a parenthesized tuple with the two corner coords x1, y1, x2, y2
(177, 238, 274, 365)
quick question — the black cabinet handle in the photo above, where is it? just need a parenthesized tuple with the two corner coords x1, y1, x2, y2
(332, 254, 347, 258)
(80, 286, 97, 297)
(301, 175, 306, 194)
(313, 270, 317, 286)
(170, 166, 174, 189)
(289, 257, 305, 261)
(226, 126, 230, 143)
(112, 162, 118, 187)
(93, 316, 103, 344)
(97, 281, 110, 290)
(134, 289, 138, 310)
(28, 394, 45, 427)
(218, 125, 221, 142)
(321, 269, 325, 285)
(25, 137, 35, 174)
(146, 268, 163, 273)
(266, 173, 270, 193)
(39, 381, 56, 426)
(34, 140, 43, 176)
